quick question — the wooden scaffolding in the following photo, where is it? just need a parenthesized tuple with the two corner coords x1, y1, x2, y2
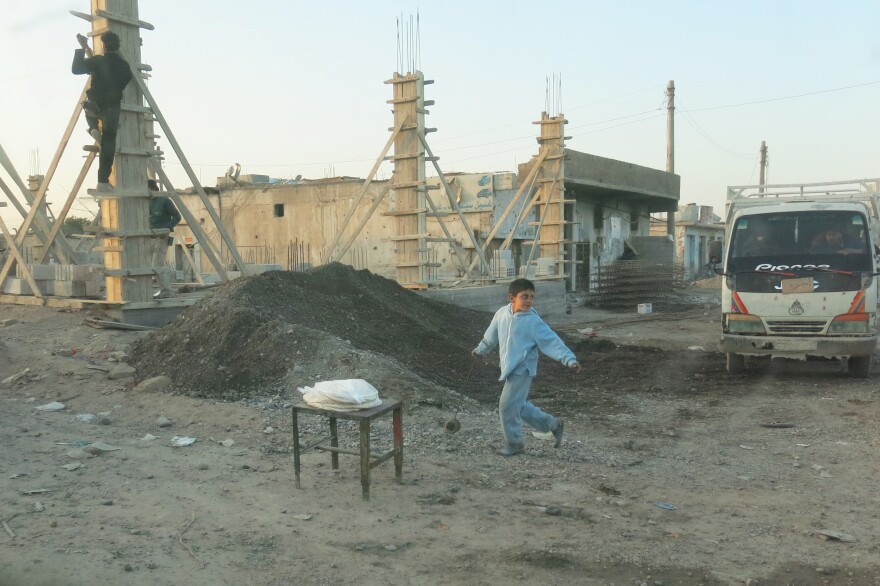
(0, 0, 248, 324)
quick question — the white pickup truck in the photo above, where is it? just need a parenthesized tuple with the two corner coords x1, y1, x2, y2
(714, 179, 880, 377)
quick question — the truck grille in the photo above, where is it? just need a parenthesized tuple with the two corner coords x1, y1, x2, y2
(766, 320, 827, 334)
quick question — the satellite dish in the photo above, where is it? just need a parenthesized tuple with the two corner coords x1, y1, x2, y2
(226, 163, 242, 184)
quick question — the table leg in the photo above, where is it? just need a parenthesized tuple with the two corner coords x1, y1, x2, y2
(392, 405, 403, 482)
(329, 416, 339, 470)
(359, 419, 371, 501)
(292, 408, 301, 489)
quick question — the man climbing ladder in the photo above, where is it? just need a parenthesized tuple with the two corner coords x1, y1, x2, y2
(72, 31, 132, 192)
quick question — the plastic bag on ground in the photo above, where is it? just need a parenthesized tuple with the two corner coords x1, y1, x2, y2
(297, 379, 383, 411)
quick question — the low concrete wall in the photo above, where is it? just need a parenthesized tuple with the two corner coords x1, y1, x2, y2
(419, 280, 568, 317)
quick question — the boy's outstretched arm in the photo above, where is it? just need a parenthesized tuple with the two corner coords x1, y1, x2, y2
(473, 315, 500, 356)
(534, 320, 581, 372)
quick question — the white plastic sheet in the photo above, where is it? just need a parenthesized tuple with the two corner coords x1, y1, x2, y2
(297, 379, 382, 411)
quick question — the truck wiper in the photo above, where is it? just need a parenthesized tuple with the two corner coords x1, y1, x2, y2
(803, 266, 855, 276)
(752, 269, 796, 277)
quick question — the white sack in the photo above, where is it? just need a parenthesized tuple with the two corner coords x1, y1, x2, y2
(297, 379, 383, 411)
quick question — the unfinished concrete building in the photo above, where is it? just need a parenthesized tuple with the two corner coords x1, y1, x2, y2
(170, 147, 680, 297)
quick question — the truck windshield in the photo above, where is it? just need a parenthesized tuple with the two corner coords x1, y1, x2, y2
(728, 210, 873, 274)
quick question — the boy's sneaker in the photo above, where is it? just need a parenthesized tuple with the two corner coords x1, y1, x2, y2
(96, 182, 113, 193)
(552, 419, 564, 448)
(89, 128, 102, 144)
(496, 444, 524, 457)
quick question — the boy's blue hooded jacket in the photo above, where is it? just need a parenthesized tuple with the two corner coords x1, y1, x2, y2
(473, 304, 577, 381)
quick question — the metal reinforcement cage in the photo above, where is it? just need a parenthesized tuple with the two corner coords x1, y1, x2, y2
(591, 259, 686, 310)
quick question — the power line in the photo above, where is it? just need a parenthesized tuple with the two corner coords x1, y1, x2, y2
(681, 79, 880, 113)
(676, 98, 756, 160)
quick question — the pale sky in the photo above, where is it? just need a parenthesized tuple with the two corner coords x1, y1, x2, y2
(2, 0, 879, 229)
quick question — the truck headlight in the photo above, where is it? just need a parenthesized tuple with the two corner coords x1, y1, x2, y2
(828, 313, 870, 334)
(725, 314, 766, 334)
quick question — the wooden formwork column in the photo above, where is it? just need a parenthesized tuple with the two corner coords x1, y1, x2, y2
(388, 72, 427, 287)
(92, 0, 152, 303)
(533, 112, 569, 277)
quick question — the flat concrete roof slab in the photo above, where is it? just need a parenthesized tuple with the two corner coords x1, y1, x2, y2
(562, 149, 680, 211)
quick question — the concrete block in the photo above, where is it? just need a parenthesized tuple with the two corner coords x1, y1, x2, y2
(1, 278, 55, 295)
(85, 280, 101, 297)
(2, 278, 32, 295)
(28, 264, 57, 280)
(535, 257, 556, 277)
(52, 280, 88, 298)
(202, 274, 223, 284)
(244, 264, 282, 275)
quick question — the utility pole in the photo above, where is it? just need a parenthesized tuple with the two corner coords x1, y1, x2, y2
(758, 141, 767, 193)
(665, 80, 675, 237)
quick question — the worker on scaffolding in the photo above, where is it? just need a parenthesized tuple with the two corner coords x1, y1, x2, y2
(72, 31, 132, 193)
(148, 179, 181, 298)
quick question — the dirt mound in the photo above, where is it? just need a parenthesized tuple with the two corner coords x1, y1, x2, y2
(130, 264, 494, 400)
(691, 276, 721, 289)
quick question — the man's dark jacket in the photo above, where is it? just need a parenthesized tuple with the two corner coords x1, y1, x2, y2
(72, 49, 132, 108)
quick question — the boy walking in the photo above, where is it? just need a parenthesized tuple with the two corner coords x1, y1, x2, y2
(473, 278, 581, 456)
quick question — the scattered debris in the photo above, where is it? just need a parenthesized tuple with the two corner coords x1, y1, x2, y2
(135, 376, 172, 393)
(84, 442, 121, 455)
(56, 439, 92, 447)
(760, 422, 795, 429)
(156, 416, 173, 428)
(177, 512, 205, 568)
(654, 502, 677, 511)
(85, 317, 157, 331)
(417, 493, 456, 506)
(598, 483, 621, 496)
(2, 369, 31, 385)
(36, 401, 66, 412)
(61, 462, 82, 471)
(74, 413, 97, 423)
(292, 514, 313, 521)
(141, 434, 158, 441)
(171, 436, 197, 447)
(20, 489, 52, 495)
(816, 529, 856, 543)
(739, 445, 755, 450)
(108, 363, 137, 380)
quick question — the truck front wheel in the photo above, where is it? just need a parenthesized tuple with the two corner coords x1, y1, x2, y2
(847, 355, 872, 378)
(726, 353, 745, 374)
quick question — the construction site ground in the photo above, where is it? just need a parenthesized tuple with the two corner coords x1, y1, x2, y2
(1, 268, 879, 586)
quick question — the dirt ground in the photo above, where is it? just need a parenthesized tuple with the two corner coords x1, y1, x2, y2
(1, 270, 879, 586)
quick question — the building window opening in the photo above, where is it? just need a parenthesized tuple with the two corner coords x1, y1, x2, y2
(593, 205, 604, 230)
(274, 204, 285, 218)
